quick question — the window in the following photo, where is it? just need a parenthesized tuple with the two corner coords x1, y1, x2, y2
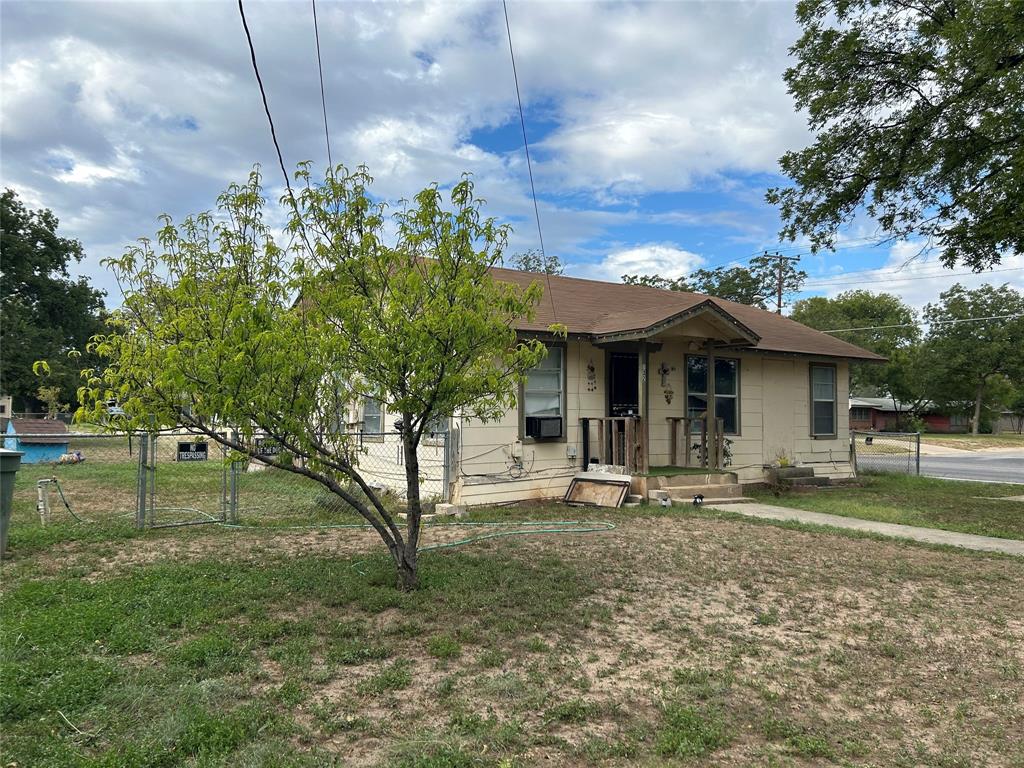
(521, 345, 565, 439)
(950, 413, 969, 427)
(850, 407, 871, 421)
(362, 397, 383, 434)
(685, 356, 739, 434)
(810, 365, 837, 437)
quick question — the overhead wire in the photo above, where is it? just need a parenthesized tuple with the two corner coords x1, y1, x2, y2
(311, 0, 333, 170)
(821, 313, 1024, 334)
(800, 266, 1023, 289)
(502, 0, 558, 322)
(237, 0, 294, 198)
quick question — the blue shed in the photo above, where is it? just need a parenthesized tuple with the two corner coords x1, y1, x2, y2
(5, 419, 70, 464)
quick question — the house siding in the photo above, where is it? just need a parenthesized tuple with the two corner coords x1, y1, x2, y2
(451, 342, 853, 505)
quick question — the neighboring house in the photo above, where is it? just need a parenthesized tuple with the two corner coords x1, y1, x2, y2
(351, 268, 884, 505)
(0, 394, 11, 432)
(848, 397, 970, 433)
(4, 418, 70, 463)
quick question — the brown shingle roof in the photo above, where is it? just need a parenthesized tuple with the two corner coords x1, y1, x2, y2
(491, 266, 885, 361)
(8, 418, 70, 444)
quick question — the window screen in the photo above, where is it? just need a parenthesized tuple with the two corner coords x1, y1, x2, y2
(363, 398, 382, 434)
(523, 346, 565, 437)
(810, 365, 836, 436)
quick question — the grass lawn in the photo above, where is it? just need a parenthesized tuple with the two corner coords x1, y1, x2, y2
(920, 433, 1024, 451)
(752, 474, 1024, 540)
(3, 487, 1024, 768)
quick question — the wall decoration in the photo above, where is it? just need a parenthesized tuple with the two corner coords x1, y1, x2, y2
(658, 361, 676, 404)
(658, 361, 674, 387)
(586, 360, 598, 392)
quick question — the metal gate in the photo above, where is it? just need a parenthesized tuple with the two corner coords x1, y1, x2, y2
(851, 431, 921, 476)
(136, 433, 230, 528)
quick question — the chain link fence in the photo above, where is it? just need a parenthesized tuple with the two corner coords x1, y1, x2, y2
(2, 431, 143, 528)
(851, 431, 921, 475)
(228, 431, 450, 526)
(2, 428, 451, 533)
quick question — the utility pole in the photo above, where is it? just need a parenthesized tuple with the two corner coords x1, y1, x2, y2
(765, 251, 801, 314)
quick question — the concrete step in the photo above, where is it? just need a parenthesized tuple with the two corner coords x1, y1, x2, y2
(647, 472, 738, 489)
(664, 483, 743, 500)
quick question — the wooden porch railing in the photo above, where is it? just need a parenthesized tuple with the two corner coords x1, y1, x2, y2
(580, 417, 648, 474)
(667, 416, 725, 469)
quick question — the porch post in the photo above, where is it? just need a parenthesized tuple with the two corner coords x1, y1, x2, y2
(705, 339, 717, 469)
(638, 340, 649, 473)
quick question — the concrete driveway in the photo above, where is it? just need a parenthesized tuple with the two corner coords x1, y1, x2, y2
(919, 449, 1024, 484)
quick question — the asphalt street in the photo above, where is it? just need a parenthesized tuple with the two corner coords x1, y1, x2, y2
(918, 451, 1024, 484)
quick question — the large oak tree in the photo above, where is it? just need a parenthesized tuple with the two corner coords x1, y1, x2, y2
(0, 189, 106, 411)
(769, 0, 1024, 271)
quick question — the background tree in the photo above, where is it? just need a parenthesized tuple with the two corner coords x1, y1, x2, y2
(621, 253, 805, 310)
(36, 385, 68, 419)
(81, 166, 546, 590)
(621, 273, 691, 291)
(0, 189, 106, 411)
(691, 254, 806, 310)
(922, 284, 1024, 434)
(768, 0, 1024, 270)
(506, 249, 564, 275)
(790, 290, 921, 400)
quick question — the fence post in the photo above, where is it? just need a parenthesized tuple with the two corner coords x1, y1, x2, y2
(135, 432, 149, 530)
(442, 431, 451, 502)
(915, 432, 921, 476)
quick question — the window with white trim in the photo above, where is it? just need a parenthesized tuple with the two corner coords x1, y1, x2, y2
(362, 397, 383, 434)
(522, 345, 565, 437)
(810, 365, 837, 436)
(685, 356, 739, 434)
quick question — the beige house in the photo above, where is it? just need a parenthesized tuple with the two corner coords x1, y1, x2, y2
(356, 268, 884, 506)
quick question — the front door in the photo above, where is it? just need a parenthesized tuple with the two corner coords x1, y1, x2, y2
(609, 353, 639, 417)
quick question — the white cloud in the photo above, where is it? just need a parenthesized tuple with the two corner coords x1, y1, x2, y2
(578, 243, 705, 283)
(49, 145, 141, 186)
(0, 0, 805, 299)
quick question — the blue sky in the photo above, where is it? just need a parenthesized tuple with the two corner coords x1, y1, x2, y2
(2, 0, 1020, 311)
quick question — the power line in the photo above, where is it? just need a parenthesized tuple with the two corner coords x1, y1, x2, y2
(502, 0, 557, 322)
(237, 0, 293, 198)
(822, 313, 1024, 334)
(311, 0, 333, 170)
(502, 0, 545, 261)
(800, 266, 1023, 289)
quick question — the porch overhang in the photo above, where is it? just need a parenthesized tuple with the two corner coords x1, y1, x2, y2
(590, 300, 761, 347)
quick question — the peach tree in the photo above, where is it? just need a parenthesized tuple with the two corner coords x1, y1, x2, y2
(79, 165, 546, 589)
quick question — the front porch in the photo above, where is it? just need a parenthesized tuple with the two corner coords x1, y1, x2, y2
(574, 298, 761, 476)
(578, 414, 728, 475)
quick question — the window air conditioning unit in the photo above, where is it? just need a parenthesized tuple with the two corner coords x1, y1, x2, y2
(525, 416, 562, 439)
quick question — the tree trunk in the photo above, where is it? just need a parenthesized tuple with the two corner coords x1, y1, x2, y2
(971, 378, 985, 436)
(399, 413, 423, 591)
(396, 556, 419, 591)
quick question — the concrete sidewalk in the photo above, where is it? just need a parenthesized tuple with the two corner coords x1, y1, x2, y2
(705, 502, 1024, 556)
